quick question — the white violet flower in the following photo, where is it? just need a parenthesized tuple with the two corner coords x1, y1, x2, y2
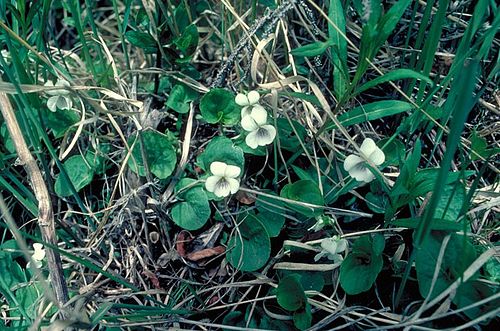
(205, 161, 241, 197)
(343, 138, 385, 183)
(235, 90, 265, 118)
(240, 106, 276, 149)
(27, 243, 46, 269)
(44, 79, 72, 112)
(314, 236, 348, 263)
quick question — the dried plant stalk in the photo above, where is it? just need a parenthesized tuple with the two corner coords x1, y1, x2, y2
(0, 92, 69, 306)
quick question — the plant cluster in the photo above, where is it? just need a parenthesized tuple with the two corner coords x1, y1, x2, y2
(0, 0, 498, 330)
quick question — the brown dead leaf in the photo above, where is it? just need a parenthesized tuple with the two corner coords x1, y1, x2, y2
(143, 269, 162, 289)
(185, 246, 225, 262)
(176, 231, 193, 257)
(235, 190, 256, 204)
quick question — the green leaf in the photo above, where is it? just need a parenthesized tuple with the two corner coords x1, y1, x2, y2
(328, 0, 348, 98)
(277, 118, 307, 151)
(125, 30, 157, 53)
(379, 137, 406, 166)
(389, 218, 463, 231)
(390, 140, 421, 200)
(327, 100, 414, 130)
(255, 194, 286, 237)
(340, 234, 384, 295)
(434, 184, 465, 222)
(85, 144, 110, 176)
(200, 88, 240, 125)
(454, 280, 500, 321)
(416, 232, 477, 301)
(174, 1, 190, 31)
(365, 192, 388, 214)
(378, 0, 412, 43)
(276, 274, 307, 311)
(197, 136, 245, 171)
(171, 179, 211, 230)
(293, 303, 312, 330)
(280, 180, 324, 217)
(54, 155, 95, 197)
(279, 270, 325, 292)
(352, 0, 382, 26)
(485, 258, 500, 283)
(354, 69, 433, 96)
(127, 129, 177, 179)
(290, 40, 332, 57)
(166, 84, 193, 114)
(45, 108, 79, 138)
(372, 233, 385, 256)
(226, 214, 270, 271)
(174, 24, 199, 56)
(469, 131, 489, 161)
(0, 122, 16, 153)
(15, 283, 41, 319)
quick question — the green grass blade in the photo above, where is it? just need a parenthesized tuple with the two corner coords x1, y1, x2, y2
(396, 59, 480, 307)
(325, 100, 414, 130)
(415, 0, 450, 102)
(328, 0, 348, 99)
(354, 68, 434, 96)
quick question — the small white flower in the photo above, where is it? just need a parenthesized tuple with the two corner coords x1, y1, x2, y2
(44, 79, 72, 112)
(343, 138, 385, 183)
(205, 161, 241, 197)
(235, 90, 265, 118)
(241, 107, 276, 149)
(314, 236, 348, 262)
(27, 243, 46, 269)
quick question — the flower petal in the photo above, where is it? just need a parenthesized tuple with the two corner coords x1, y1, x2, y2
(247, 90, 260, 104)
(57, 96, 72, 110)
(32, 243, 46, 261)
(335, 239, 348, 253)
(369, 148, 385, 166)
(314, 251, 327, 262)
(55, 79, 70, 95)
(227, 177, 240, 194)
(245, 131, 259, 149)
(258, 125, 276, 145)
(47, 96, 59, 112)
(321, 238, 338, 255)
(235, 93, 249, 106)
(343, 154, 363, 172)
(241, 115, 259, 131)
(350, 166, 375, 182)
(250, 106, 267, 125)
(360, 138, 376, 156)
(224, 164, 241, 178)
(213, 179, 231, 197)
(241, 106, 252, 118)
(205, 175, 221, 193)
(210, 161, 228, 177)
(33, 243, 44, 250)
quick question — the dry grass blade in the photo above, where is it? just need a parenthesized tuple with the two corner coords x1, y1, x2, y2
(0, 93, 69, 307)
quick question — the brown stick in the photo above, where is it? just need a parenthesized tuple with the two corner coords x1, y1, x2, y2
(0, 92, 69, 306)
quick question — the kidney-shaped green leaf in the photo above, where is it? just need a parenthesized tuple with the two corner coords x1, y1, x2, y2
(226, 214, 270, 272)
(127, 129, 177, 179)
(276, 274, 307, 311)
(280, 180, 324, 217)
(340, 234, 385, 295)
(197, 136, 244, 171)
(171, 179, 211, 230)
(200, 88, 240, 125)
(54, 154, 94, 197)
